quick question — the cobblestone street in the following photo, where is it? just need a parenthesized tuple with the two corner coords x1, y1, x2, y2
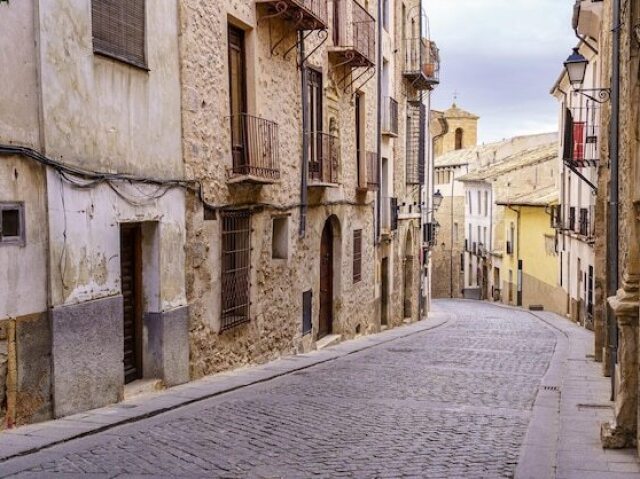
(1, 300, 635, 478)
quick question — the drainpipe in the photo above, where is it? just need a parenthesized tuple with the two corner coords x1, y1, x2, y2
(608, 0, 621, 399)
(375, 0, 383, 242)
(299, 31, 308, 238)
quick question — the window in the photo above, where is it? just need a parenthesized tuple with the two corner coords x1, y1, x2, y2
(477, 191, 481, 215)
(484, 191, 489, 216)
(455, 128, 464, 150)
(382, 0, 390, 31)
(353, 229, 362, 283)
(92, 0, 146, 68)
(468, 223, 472, 243)
(229, 25, 248, 170)
(468, 192, 472, 214)
(453, 223, 459, 242)
(221, 210, 251, 331)
(0, 203, 25, 245)
(272, 217, 289, 259)
(308, 68, 324, 176)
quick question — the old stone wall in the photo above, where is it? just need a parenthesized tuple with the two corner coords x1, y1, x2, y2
(431, 195, 465, 298)
(181, 1, 384, 378)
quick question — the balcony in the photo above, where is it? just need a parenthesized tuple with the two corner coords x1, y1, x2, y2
(308, 132, 339, 186)
(329, 0, 375, 68)
(563, 102, 600, 168)
(404, 38, 440, 90)
(382, 97, 399, 136)
(229, 114, 280, 184)
(366, 150, 379, 190)
(256, 0, 328, 31)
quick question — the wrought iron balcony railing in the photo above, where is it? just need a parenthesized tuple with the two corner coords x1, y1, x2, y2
(308, 131, 339, 185)
(329, 0, 375, 67)
(256, 0, 329, 30)
(404, 38, 440, 90)
(229, 114, 280, 183)
(366, 150, 379, 190)
(382, 97, 399, 136)
(562, 101, 600, 168)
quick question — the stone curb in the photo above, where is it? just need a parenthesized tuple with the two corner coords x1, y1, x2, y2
(0, 312, 454, 464)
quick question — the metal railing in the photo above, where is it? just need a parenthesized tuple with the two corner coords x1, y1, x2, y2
(308, 131, 339, 184)
(257, 0, 328, 29)
(382, 97, 399, 136)
(366, 150, 379, 190)
(563, 101, 600, 167)
(404, 37, 440, 88)
(333, 0, 375, 65)
(230, 114, 280, 180)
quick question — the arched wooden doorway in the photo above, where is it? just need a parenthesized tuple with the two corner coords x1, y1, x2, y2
(319, 219, 334, 339)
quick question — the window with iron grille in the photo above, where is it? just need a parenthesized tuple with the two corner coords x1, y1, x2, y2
(92, 0, 147, 68)
(579, 208, 589, 236)
(353, 229, 362, 283)
(221, 210, 251, 331)
(569, 207, 576, 231)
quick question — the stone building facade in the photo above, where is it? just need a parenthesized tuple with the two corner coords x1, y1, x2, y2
(0, 0, 189, 427)
(595, 0, 640, 452)
(179, 0, 438, 379)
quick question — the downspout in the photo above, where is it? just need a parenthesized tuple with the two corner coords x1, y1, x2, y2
(375, 0, 383, 242)
(299, 32, 308, 237)
(608, 0, 621, 398)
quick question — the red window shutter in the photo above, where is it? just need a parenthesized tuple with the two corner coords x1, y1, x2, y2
(573, 121, 586, 163)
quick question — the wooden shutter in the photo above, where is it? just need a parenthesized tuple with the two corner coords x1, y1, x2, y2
(562, 108, 574, 161)
(353, 229, 362, 283)
(92, 0, 146, 68)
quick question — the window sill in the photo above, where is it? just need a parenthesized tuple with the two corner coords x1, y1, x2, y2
(94, 49, 150, 72)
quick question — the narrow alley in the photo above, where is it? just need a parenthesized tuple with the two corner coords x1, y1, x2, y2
(1, 301, 635, 478)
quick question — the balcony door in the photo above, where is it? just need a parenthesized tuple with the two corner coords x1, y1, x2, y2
(228, 25, 247, 173)
(307, 68, 323, 179)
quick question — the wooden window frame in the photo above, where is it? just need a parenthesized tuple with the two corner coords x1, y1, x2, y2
(91, 0, 148, 70)
(353, 229, 362, 283)
(0, 202, 25, 246)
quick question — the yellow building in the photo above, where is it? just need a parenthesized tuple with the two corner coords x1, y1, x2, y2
(497, 186, 565, 314)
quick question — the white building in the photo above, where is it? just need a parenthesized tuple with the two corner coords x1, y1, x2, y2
(550, 0, 602, 328)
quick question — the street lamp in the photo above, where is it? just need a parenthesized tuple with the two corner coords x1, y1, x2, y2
(563, 47, 611, 103)
(432, 190, 443, 212)
(564, 48, 588, 86)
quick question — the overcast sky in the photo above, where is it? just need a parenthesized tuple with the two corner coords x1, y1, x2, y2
(427, 0, 576, 143)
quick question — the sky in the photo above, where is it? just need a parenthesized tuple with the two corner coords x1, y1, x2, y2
(426, 0, 576, 143)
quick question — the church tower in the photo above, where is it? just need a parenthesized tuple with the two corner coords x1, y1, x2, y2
(434, 103, 479, 157)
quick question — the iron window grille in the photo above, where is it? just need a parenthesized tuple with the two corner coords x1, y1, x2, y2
(568, 207, 576, 232)
(92, 0, 147, 69)
(221, 210, 252, 331)
(353, 229, 362, 283)
(302, 290, 313, 336)
(579, 208, 589, 237)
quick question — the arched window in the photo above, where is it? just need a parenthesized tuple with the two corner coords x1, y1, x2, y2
(455, 128, 464, 150)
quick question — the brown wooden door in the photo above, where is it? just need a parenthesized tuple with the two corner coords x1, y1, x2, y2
(121, 224, 143, 385)
(381, 257, 389, 325)
(319, 222, 333, 339)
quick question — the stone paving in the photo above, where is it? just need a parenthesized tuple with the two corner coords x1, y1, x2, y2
(0, 300, 636, 478)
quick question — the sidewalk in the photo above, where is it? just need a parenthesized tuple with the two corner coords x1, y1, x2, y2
(0, 312, 452, 463)
(517, 309, 640, 479)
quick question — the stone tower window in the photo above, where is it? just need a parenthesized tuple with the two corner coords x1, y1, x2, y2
(455, 128, 464, 150)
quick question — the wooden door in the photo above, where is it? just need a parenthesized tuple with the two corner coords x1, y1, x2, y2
(381, 257, 389, 325)
(121, 224, 143, 385)
(319, 222, 333, 339)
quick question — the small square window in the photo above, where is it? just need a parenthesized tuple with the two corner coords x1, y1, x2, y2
(0, 203, 25, 245)
(272, 217, 289, 260)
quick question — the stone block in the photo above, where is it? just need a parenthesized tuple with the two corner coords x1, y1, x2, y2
(51, 296, 124, 418)
(15, 312, 52, 424)
(145, 306, 189, 387)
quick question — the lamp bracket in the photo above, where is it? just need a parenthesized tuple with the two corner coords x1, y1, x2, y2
(573, 88, 611, 104)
